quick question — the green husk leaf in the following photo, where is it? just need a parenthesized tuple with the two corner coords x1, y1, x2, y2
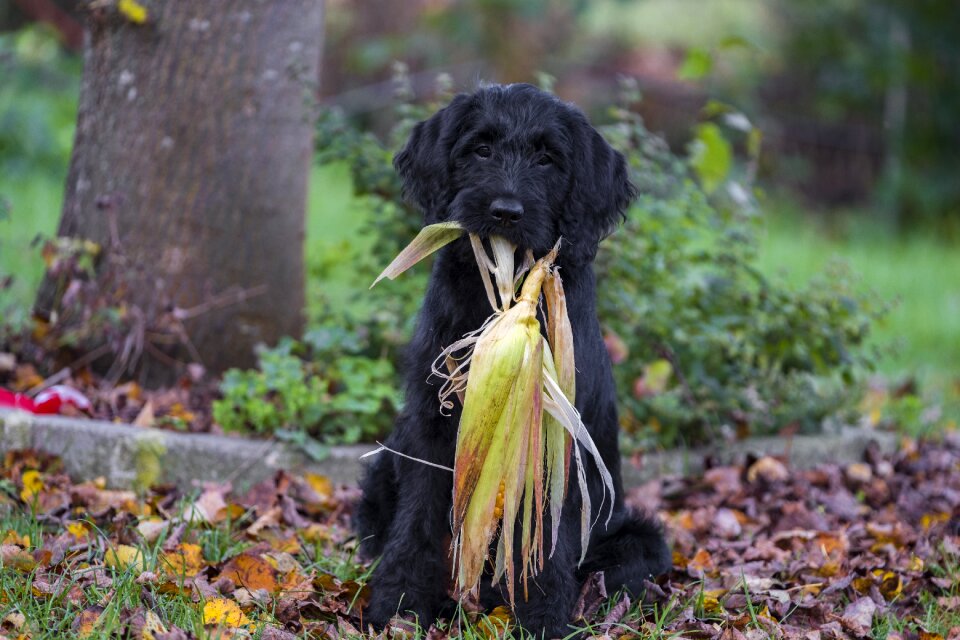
(454, 327, 541, 599)
(451, 305, 539, 531)
(371, 221, 465, 287)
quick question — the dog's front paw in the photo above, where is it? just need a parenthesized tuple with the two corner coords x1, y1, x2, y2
(362, 590, 439, 633)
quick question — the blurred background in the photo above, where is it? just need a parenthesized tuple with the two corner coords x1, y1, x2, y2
(1, 0, 958, 448)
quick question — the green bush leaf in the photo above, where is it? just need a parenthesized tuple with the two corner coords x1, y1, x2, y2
(678, 48, 713, 81)
(688, 123, 732, 195)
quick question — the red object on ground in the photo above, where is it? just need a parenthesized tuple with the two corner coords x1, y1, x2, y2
(0, 388, 37, 412)
(0, 385, 91, 415)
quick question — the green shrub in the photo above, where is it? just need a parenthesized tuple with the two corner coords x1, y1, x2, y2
(212, 336, 401, 456)
(594, 92, 883, 447)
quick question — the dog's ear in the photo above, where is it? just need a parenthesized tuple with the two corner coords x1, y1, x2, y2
(394, 94, 474, 222)
(561, 119, 637, 265)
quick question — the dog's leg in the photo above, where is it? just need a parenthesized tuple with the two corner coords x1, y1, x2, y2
(576, 510, 671, 596)
(356, 453, 398, 559)
(508, 516, 581, 639)
(362, 426, 455, 630)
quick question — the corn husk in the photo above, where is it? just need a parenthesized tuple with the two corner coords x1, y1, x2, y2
(371, 221, 465, 287)
(370, 223, 614, 606)
(438, 240, 614, 604)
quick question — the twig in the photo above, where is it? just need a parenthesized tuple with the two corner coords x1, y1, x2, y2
(27, 367, 71, 397)
(173, 284, 268, 321)
(360, 442, 454, 472)
(64, 343, 112, 374)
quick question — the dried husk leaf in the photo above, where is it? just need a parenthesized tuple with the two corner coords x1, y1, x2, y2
(490, 236, 516, 310)
(543, 270, 576, 554)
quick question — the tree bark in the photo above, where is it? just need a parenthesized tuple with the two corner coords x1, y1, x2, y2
(38, 0, 323, 383)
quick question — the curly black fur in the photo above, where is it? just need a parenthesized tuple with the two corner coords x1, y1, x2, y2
(356, 84, 670, 638)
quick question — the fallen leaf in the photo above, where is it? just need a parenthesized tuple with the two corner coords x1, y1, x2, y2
(304, 473, 333, 500)
(160, 542, 204, 578)
(1, 544, 37, 572)
(3, 611, 26, 630)
(219, 553, 278, 593)
(202, 597, 251, 627)
(105, 544, 144, 572)
(746, 456, 789, 484)
(137, 518, 169, 543)
(117, 0, 148, 24)
(186, 487, 229, 524)
(841, 596, 876, 635)
(20, 469, 44, 502)
(66, 521, 91, 540)
(2, 529, 30, 547)
(71, 606, 104, 637)
(878, 571, 902, 600)
(133, 400, 155, 427)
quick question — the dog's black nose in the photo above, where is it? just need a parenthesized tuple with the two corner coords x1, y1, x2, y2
(489, 198, 524, 226)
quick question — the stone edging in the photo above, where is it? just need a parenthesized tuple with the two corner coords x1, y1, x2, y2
(0, 408, 897, 491)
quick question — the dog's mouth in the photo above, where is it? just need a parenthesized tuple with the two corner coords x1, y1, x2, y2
(448, 209, 556, 259)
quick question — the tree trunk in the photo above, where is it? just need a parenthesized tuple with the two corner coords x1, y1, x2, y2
(37, 0, 323, 384)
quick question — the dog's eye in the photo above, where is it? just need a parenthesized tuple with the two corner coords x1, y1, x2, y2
(474, 145, 492, 159)
(537, 153, 553, 167)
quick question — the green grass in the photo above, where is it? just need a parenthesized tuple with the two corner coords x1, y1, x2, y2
(0, 174, 64, 326)
(585, 0, 776, 50)
(756, 202, 960, 387)
(304, 161, 380, 321)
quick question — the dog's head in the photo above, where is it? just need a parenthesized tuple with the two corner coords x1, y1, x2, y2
(394, 84, 637, 265)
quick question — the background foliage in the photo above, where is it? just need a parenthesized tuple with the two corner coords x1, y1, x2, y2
(1, 3, 957, 449)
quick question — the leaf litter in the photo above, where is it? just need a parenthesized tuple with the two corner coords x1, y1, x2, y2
(0, 432, 957, 638)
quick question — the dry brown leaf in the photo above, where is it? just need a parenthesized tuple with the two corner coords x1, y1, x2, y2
(187, 488, 229, 524)
(0, 544, 36, 572)
(746, 456, 789, 484)
(133, 401, 156, 427)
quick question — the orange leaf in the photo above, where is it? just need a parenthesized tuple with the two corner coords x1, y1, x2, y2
(160, 543, 204, 578)
(687, 548, 715, 575)
(218, 553, 278, 593)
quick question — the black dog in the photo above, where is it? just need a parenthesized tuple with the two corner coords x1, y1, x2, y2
(357, 83, 670, 637)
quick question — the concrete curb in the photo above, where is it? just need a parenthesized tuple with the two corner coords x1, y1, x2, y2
(620, 428, 899, 487)
(0, 409, 370, 491)
(0, 408, 898, 491)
